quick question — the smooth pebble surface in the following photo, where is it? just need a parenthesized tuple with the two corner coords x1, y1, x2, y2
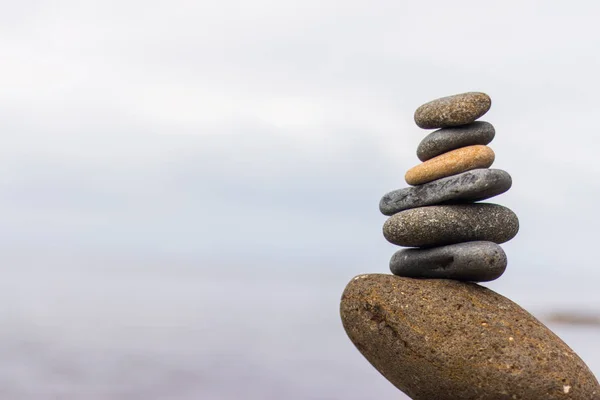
(383, 203, 519, 247)
(417, 121, 495, 161)
(405, 145, 494, 186)
(414, 92, 492, 129)
(380, 168, 511, 216)
(389, 241, 507, 282)
(340, 274, 600, 400)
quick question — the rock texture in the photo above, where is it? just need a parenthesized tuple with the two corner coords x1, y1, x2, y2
(389, 241, 507, 282)
(405, 145, 495, 186)
(417, 121, 495, 161)
(383, 203, 519, 247)
(380, 168, 511, 216)
(340, 274, 600, 400)
(414, 92, 492, 129)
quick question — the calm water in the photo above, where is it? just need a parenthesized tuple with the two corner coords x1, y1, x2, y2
(0, 253, 597, 399)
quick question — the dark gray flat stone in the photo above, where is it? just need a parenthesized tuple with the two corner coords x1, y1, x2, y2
(417, 122, 495, 161)
(383, 203, 519, 247)
(390, 241, 507, 282)
(380, 169, 512, 216)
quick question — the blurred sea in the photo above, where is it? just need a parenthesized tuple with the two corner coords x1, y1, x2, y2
(0, 251, 597, 400)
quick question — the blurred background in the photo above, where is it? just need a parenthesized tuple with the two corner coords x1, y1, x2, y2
(1, 1, 599, 399)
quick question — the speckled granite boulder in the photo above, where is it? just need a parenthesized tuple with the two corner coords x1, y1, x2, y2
(383, 203, 519, 247)
(417, 121, 495, 161)
(380, 169, 511, 216)
(390, 241, 507, 282)
(340, 274, 600, 400)
(414, 92, 492, 129)
(405, 145, 495, 185)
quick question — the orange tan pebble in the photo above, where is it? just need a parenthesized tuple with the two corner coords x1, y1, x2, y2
(405, 145, 494, 186)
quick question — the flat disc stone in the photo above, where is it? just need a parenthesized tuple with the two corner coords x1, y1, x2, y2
(414, 92, 492, 129)
(390, 241, 507, 282)
(380, 168, 511, 216)
(383, 203, 519, 247)
(405, 145, 495, 186)
(340, 274, 600, 400)
(417, 121, 495, 161)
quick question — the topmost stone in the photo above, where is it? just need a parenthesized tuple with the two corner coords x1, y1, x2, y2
(414, 92, 491, 129)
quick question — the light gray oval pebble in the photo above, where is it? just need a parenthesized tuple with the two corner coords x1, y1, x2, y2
(380, 169, 512, 216)
(383, 203, 519, 247)
(414, 92, 491, 129)
(390, 241, 507, 282)
(417, 121, 495, 161)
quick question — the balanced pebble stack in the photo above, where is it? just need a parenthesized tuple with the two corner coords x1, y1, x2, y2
(380, 92, 518, 282)
(340, 92, 600, 400)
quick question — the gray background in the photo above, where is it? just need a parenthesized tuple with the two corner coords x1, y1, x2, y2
(0, 0, 598, 398)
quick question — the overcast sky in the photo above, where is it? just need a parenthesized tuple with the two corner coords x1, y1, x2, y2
(2, 2, 600, 398)
(2, 1, 600, 294)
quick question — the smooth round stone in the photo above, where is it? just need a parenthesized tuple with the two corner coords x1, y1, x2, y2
(380, 168, 511, 216)
(383, 203, 518, 247)
(340, 274, 600, 400)
(390, 241, 507, 282)
(417, 121, 495, 161)
(414, 92, 492, 129)
(405, 145, 495, 186)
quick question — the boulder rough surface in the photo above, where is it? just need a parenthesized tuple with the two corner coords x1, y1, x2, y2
(414, 92, 492, 129)
(383, 203, 519, 247)
(389, 241, 507, 282)
(340, 274, 600, 400)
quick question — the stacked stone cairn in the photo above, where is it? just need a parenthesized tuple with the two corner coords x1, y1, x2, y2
(380, 92, 517, 282)
(340, 93, 600, 400)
